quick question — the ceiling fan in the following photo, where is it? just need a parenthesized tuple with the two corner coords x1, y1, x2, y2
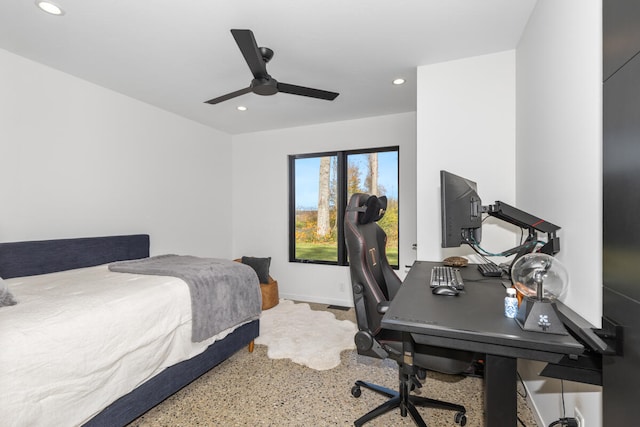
(204, 29, 339, 105)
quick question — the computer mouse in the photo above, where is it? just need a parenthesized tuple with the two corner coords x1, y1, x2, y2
(432, 285, 460, 296)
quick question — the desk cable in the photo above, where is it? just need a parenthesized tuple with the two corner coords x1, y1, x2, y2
(517, 373, 579, 427)
(547, 380, 579, 427)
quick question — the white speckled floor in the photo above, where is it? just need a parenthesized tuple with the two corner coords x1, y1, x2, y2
(128, 304, 539, 427)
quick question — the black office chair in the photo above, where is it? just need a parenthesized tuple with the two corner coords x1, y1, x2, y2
(345, 193, 472, 427)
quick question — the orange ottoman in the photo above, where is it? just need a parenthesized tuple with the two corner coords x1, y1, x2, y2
(260, 276, 279, 310)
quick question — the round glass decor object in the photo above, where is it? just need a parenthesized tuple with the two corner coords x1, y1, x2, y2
(511, 253, 568, 300)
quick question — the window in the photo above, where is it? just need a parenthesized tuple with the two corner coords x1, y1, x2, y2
(288, 146, 399, 268)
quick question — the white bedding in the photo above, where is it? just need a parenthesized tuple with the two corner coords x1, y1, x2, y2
(0, 265, 248, 427)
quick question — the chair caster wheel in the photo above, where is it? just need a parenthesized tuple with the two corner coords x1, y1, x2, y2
(351, 385, 362, 398)
(455, 412, 467, 426)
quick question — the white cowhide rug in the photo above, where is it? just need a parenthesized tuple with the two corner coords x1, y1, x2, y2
(255, 299, 357, 371)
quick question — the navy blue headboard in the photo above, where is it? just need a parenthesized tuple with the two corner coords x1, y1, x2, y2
(0, 234, 150, 279)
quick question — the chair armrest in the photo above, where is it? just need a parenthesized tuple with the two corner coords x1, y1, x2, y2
(377, 301, 390, 314)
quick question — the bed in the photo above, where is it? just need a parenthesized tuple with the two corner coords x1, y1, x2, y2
(0, 234, 261, 427)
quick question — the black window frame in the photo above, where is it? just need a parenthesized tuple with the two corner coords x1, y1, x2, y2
(288, 146, 400, 268)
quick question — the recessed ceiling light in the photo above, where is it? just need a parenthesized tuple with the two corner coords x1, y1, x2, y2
(237, 106, 247, 111)
(36, 1, 65, 15)
(392, 78, 406, 85)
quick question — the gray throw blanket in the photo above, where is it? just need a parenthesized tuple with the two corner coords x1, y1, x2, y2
(109, 255, 262, 342)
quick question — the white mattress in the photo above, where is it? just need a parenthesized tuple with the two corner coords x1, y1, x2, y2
(0, 265, 244, 427)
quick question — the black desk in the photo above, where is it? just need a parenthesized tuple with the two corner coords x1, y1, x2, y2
(383, 261, 585, 426)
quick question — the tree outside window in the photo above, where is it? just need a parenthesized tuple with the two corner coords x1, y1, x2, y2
(289, 147, 399, 267)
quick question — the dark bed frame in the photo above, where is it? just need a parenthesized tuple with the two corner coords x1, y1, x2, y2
(0, 234, 259, 427)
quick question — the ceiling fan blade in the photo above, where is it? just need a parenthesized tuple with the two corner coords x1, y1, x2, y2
(231, 29, 268, 79)
(204, 86, 252, 104)
(277, 82, 339, 101)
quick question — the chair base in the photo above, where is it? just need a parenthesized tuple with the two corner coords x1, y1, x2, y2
(351, 366, 467, 427)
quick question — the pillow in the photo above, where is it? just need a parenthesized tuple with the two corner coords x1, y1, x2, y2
(0, 277, 17, 307)
(241, 256, 271, 284)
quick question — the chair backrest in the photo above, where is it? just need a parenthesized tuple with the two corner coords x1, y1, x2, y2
(344, 193, 401, 336)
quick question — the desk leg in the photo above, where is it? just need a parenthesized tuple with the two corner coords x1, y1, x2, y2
(485, 354, 517, 426)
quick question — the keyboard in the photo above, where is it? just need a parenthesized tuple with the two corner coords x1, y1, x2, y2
(430, 266, 464, 290)
(477, 263, 502, 277)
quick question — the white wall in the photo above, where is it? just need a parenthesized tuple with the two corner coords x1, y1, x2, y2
(231, 112, 417, 306)
(0, 48, 234, 257)
(516, 1, 603, 426)
(416, 50, 517, 262)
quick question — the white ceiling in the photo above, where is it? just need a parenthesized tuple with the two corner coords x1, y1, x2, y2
(0, 0, 537, 135)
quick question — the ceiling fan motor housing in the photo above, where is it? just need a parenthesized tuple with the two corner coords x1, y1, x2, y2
(251, 77, 279, 95)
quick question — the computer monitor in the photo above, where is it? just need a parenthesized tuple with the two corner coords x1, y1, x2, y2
(440, 170, 483, 247)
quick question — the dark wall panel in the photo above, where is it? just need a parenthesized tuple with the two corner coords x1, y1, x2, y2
(603, 1, 640, 424)
(603, 50, 640, 302)
(602, 288, 640, 425)
(603, 0, 640, 80)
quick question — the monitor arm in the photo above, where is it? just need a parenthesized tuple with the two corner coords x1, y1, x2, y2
(482, 200, 561, 259)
